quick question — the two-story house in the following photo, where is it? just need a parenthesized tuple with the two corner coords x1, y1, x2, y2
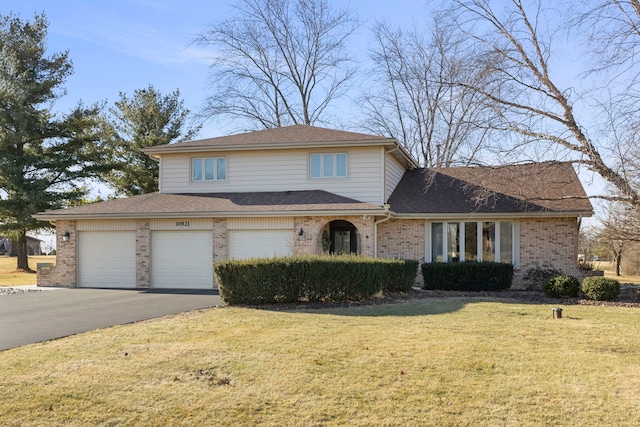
(35, 125, 593, 289)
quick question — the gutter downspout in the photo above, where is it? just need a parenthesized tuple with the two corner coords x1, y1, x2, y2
(374, 205, 392, 258)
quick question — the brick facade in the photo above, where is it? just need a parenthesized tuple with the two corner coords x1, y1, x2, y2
(376, 219, 425, 260)
(37, 220, 77, 287)
(38, 215, 584, 291)
(292, 216, 375, 256)
(513, 217, 582, 288)
(373, 217, 584, 290)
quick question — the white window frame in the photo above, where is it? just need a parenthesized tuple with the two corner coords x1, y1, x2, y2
(425, 220, 519, 267)
(309, 153, 348, 179)
(192, 157, 227, 182)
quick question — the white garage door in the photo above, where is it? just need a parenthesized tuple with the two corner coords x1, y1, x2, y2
(78, 231, 136, 288)
(151, 231, 213, 289)
(228, 230, 292, 260)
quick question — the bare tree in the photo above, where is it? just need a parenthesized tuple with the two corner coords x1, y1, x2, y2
(194, 0, 358, 130)
(597, 201, 640, 275)
(449, 0, 640, 208)
(360, 18, 493, 167)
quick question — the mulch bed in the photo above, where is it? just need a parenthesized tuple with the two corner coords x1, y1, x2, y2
(246, 287, 640, 311)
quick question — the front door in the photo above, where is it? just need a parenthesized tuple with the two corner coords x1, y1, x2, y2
(334, 230, 351, 255)
(328, 220, 360, 255)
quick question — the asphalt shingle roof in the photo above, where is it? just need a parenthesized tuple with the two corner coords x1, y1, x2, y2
(144, 124, 395, 152)
(36, 190, 384, 219)
(388, 162, 593, 214)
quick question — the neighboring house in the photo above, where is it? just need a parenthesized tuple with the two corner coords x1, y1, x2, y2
(34, 125, 593, 289)
(0, 236, 44, 256)
(0, 237, 10, 255)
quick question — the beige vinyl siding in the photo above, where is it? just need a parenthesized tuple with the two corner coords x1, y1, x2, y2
(227, 217, 294, 230)
(159, 147, 384, 205)
(385, 154, 406, 201)
(150, 218, 213, 230)
(77, 220, 137, 231)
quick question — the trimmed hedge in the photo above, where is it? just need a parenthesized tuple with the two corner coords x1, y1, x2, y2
(421, 262, 513, 292)
(581, 277, 620, 301)
(214, 256, 418, 305)
(542, 275, 580, 299)
(381, 259, 420, 293)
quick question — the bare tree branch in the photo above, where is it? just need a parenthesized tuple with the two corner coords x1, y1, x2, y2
(450, 0, 640, 208)
(359, 16, 495, 167)
(194, 0, 358, 130)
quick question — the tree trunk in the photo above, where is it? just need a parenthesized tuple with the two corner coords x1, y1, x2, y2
(615, 252, 622, 277)
(16, 231, 32, 272)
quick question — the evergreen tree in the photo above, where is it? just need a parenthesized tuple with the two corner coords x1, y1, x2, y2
(101, 85, 200, 196)
(0, 12, 106, 271)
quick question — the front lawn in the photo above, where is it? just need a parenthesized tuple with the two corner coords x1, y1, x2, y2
(1, 298, 639, 426)
(0, 256, 55, 286)
(600, 261, 640, 285)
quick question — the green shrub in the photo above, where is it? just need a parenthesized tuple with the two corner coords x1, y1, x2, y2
(542, 275, 580, 298)
(522, 265, 562, 291)
(421, 262, 513, 292)
(214, 255, 416, 305)
(581, 277, 620, 301)
(380, 259, 419, 293)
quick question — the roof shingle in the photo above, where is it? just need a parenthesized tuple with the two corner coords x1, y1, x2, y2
(35, 190, 384, 219)
(144, 124, 394, 152)
(388, 162, 593, 214)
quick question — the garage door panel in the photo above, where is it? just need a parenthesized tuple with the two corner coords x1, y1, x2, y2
(228, 230, 292, 260)
(151, 231, 213, 289)
(78, 231, 136, 288)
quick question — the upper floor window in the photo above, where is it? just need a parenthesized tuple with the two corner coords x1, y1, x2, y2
(192, 157, 226, 182)
(310, 153, 347, 178)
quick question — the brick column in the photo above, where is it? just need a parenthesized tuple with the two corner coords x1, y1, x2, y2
(212, 219, 228, 288)
(37, 220, 77, 287)
(136, 220, 150, 288)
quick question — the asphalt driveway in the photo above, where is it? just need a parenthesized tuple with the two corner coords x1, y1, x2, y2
(0, 287, 222, 351)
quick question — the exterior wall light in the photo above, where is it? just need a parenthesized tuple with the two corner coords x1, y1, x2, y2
(62, 231, 71, 242)
(298, 228, 304, 241)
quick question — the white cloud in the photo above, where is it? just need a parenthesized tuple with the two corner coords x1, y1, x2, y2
(52, 1, 211, 65)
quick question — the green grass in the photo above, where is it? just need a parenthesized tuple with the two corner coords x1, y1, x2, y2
(0, 256, 55, 286)
(1, 298, 640, 426)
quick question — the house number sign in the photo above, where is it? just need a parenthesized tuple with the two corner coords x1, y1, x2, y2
(175, 221, 190, 227)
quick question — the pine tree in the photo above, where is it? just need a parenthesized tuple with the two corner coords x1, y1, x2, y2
(101, 85, 200, 196)
(0, 12, 106, 271)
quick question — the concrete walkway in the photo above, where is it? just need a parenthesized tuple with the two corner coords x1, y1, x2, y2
(0, 287, 222, 351)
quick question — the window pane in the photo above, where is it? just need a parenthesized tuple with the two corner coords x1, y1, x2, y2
(336, 153, 347, 177)
(431, 223, 443, 262)
(482, 222, 495, 262)
(500, 221, 513, 263)
(217, 158, 226, 180)
(310, 154, 321, 178)
(193, 159, 202, 181)
(465, 222, 478, 261)
(204, 158, 214, 180)
(323, 154, 334, 177)
(447, 222, 460, 262)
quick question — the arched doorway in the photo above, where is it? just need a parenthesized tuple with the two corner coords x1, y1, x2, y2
(328, 220, 361, 255)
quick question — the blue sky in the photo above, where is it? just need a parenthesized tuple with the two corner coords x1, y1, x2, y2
(4, 0, 606, 244)
(4, 0, 428, 138)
